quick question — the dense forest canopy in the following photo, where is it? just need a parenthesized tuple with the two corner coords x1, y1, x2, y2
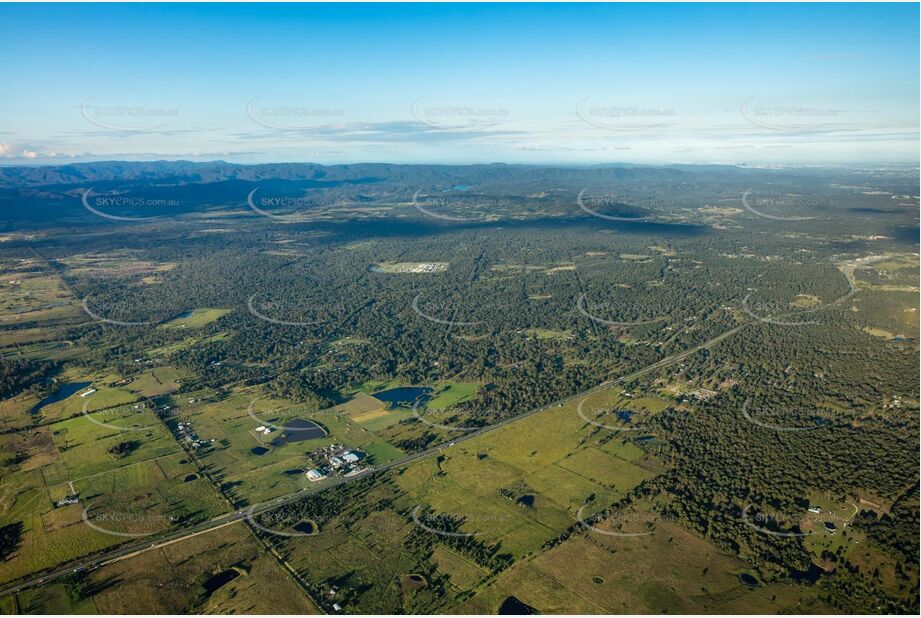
(0, 162, 917, 613)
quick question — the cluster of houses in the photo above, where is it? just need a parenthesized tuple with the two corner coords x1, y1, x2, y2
(175, 421, 213, 449)
(681, 388, 717, 402)
(305, 444, 366, 482)
(317, 583, 343, 612)
(403, 262, 445, 273)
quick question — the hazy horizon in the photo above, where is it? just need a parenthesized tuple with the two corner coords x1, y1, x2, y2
(1, 158, 919, 170)
(1, 2, 918, 166)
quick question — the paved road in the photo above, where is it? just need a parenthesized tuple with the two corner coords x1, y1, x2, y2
(0, 321, 750, 598)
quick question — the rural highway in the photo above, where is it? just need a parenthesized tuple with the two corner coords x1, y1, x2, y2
(0, 320, 751, 598)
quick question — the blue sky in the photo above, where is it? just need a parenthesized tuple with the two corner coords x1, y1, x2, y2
(1, 2, 918, 165)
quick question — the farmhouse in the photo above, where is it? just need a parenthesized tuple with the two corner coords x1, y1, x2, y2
(55, 494, 79, 507)
(176, 421, 210, 449)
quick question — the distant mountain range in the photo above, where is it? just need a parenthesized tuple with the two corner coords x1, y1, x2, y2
(0, 161, 704, 225)
(1, 161, 915, 230)
(0, 160, 703, 189)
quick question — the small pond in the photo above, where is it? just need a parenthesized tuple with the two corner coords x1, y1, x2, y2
(499, 596, 537, 615)
(31, 381, 92, 414)
(373, 386, 433, 407)
(293, 520, 317, 535)
(738, 573, 760, 587)
(270, 418, 327, 446)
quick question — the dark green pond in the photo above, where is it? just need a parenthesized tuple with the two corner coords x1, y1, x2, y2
(738, 573, 760, 587)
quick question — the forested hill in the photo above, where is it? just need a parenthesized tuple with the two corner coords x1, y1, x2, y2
(0, 160, 698, 188)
